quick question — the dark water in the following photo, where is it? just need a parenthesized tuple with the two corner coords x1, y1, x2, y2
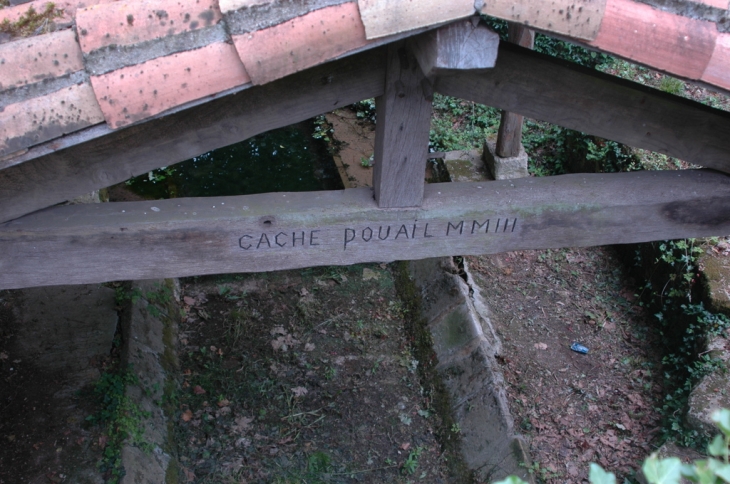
(126, 121, 342, 199)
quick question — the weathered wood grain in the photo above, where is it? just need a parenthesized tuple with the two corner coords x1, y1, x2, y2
(357, 0, 474, 39)
(409, 19, 500, 79)
(496, 111, 525, 158)
(0, 48, 387, 224)
(436, 42, 730, 173)
(2, 170, 730, 289)
(373, 42, 433, 207)
(495, 24, 533, 158)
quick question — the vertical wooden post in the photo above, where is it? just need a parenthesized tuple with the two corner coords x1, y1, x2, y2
(373, 41, 433, 208)
(495, 24, 534, 158)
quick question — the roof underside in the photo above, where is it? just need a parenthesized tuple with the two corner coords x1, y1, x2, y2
(1, 0, 729, 162)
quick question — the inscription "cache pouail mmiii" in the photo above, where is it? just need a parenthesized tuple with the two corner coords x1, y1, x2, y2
(238, 218, 517, 251)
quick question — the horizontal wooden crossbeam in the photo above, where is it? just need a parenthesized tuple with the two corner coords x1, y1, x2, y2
(437, 42, 730, 173)
(2, 169, 729, 289)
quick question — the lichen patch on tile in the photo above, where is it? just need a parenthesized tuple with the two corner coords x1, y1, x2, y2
(90, 42, 250, 128)
(0, 30, 83, 92)
(0, 82, 104, 158)
(75, 0, 223, 53)
(232, 2, 370, 85)
(223, 0, 349, 35)
(589, 0, 717, 80)
(480, 0, 606, 41)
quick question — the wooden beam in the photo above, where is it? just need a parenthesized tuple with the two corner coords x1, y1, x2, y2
(436, 42, 730, 173)
(409, 18, 500, 79)
(495, 24, 534, 158)
(0, 47, 387, 224)
(373, 42, 433, 207)
(2, 169, 729, 290)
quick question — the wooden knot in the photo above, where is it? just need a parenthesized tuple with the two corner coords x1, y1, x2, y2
(395, 80, 406, 98)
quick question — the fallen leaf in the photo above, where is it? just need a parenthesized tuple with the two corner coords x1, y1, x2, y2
(181, 409, 193, 422)
(278, 435, 294, 445)
(534, 342, 548, 350)
(182, 466, 196, 483)
(232, 416, 253, 433)
(0, 352, 7, 360)
(217, 399, 230, 407)
(300, 287, 309, 296)
(400, 442, 411, 451)
(235, 437, 251, 448)
(193, 385, 206, 395)
(362, 268, 379, 281)
(304, 343, 316, 352)
(270, 326, 287, 336)
(98, 434, 108, 449)
(183, 296, 195, 306)
(291, 386, 308, 397)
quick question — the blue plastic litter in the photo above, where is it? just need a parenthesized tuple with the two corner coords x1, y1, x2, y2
(571, 342, 589, 354)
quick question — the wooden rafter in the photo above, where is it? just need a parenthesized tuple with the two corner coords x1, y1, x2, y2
(3, 39, 730, 223)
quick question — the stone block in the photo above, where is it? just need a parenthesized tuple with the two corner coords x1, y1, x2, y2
(11, 285, 117, 378)
(457, 391, 532, 483)
(483, 140, 529, 180)
(430, 304, 486, 366)
(442, 149, 491, 182)
(408, 258, 466, 323)
(120, 279, 178, 484)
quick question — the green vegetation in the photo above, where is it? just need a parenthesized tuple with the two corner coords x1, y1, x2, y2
(630, 239, 730, 448)
(0, 2, 62, 38)
(497, 408, 730, 484)
(87, 367, 151, 483)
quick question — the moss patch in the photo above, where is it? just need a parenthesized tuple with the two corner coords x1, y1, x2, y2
(393, 261, 475, 483)
(0, 2, 63, 38)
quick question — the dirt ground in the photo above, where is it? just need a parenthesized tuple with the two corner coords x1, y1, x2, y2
(0, 292, 107, 484)
(174, 264, 459, 483)
(468, 247, 665, 483)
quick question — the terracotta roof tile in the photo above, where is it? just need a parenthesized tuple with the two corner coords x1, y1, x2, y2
(589, 0, 717, 80)
(357, 0, 474, 39)
(1, 82, 104, 158)
(480, 0, 606, 41)
(75, 0, 222, 53)
(231, 2, 370, 85)
(90, 41, 249, 128)
(0, 29, 83, 91)
(703, 33, 730, 89)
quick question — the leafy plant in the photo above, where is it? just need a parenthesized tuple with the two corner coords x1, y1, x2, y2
(495, 409, 730, 484)
(629, 239, 730, 447)
(87, 367, 151, 483)
(401, 446, 423, 475)
(659, 76, 684, 95)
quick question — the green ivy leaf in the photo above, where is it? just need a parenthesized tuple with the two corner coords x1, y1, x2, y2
(708, 435, 727, 458)
(643, 455, 683, 484)
(589, 463, 617, 484)
(492, 477, 529, 484)
(713, 409, 730, 438)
